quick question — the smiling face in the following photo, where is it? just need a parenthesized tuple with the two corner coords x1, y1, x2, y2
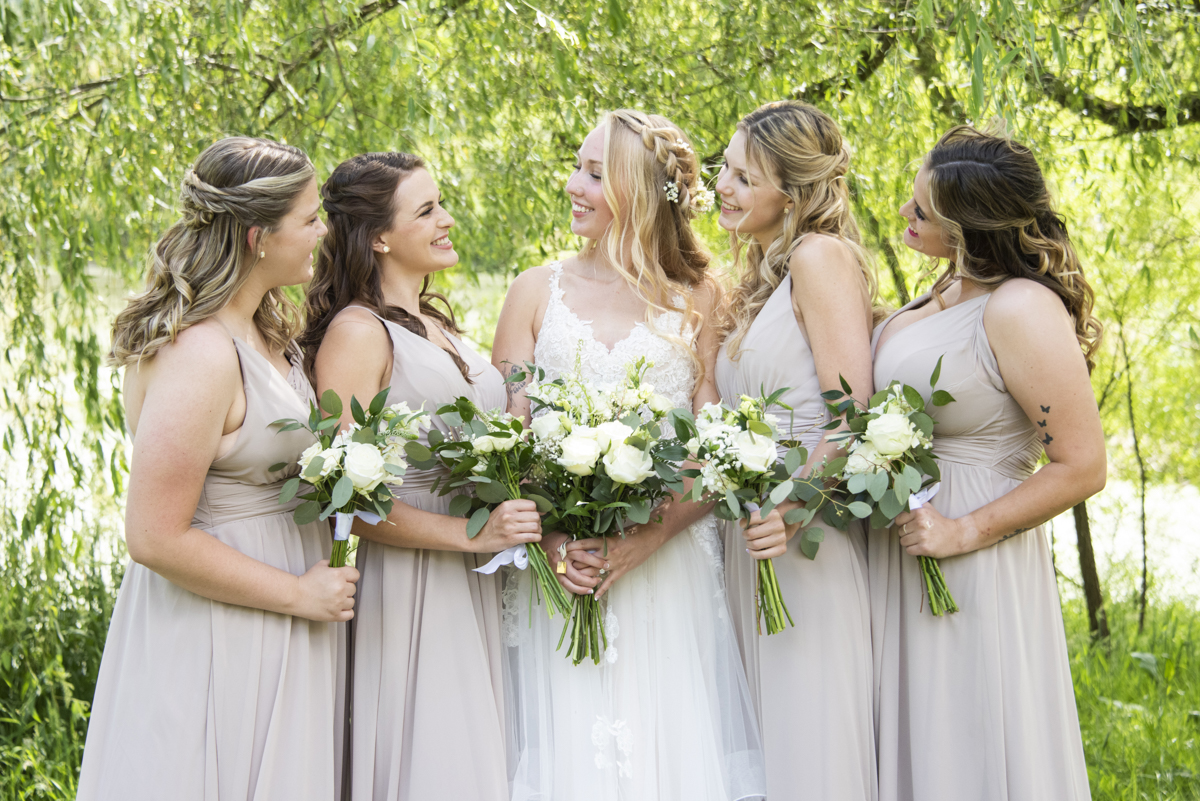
(565, 125, 616, 241)
(376, 168, 457, 274)
(256, 177, 326, 287)
(714, 129, 791, 243)
(899, 165, 955, 260)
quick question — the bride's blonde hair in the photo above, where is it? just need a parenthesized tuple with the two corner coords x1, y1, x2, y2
(108, 137, 314, 366)
(720, 101, 883, 360)
(582, 109, 719, 383)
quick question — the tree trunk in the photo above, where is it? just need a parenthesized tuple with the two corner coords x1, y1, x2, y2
(1073, 500, 1109, 640)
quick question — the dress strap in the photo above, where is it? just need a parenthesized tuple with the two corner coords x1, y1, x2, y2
(546, 261, 565, 304)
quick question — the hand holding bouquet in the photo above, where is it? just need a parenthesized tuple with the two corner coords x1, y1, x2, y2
(521, 356, 687, 665)
(271, 389, 429, 567)
(817, 358, 959, 615)
(411, 398, 569, 620)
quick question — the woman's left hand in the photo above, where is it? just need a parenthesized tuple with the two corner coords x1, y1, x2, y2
(567, 527, 663, 600)
(741, 507, 797, 560)
(892, 505, 974, 559)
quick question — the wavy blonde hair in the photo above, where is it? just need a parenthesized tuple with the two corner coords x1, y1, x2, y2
(583, 109, 718, 384)
(923, 124, 1102, 371)
(108, 137, 314, 367)
(721, 101, 883, 360)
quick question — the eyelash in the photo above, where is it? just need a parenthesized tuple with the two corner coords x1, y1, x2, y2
(722, 160, 749, 186)
(914, 205, 926, 222)
(573, 163, 601, 181)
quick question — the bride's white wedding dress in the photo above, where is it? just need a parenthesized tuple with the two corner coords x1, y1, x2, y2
(504, 263, 766, 801)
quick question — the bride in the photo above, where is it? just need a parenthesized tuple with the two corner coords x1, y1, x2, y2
(492, 110, 766, 801)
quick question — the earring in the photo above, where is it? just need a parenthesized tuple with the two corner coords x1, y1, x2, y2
(259, 251, 266, 258)
(784, 208, 791, 215)
(383, 245, 391, 253)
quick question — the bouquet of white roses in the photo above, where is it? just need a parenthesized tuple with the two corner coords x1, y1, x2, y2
(410, 397, 571, 621)
(518, 356, 687, 665)
(271, 389, 429, 567)
(670, 390, 817, 635)
(816, 358, 959, 615)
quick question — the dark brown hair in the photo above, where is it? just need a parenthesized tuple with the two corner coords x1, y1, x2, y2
(924, 124, 1102, 371)
(299, 152, 471, 381)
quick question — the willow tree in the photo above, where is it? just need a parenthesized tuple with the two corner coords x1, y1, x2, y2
(2, 0, 1199, 792)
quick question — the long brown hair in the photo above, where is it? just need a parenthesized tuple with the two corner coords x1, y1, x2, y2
(299, 152, 471, 381)
(109, 137, 313, 366)
(924, 124, 1102, 370)
(721, 101, 883, 360)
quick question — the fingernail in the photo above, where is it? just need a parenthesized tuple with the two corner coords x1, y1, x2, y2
(605, 563, 610, 569)
(589, 589, 594, 594)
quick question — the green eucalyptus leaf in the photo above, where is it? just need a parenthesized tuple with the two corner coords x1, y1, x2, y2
(848, 501, 873, 518)
(320, 389, 343, 418)
(279, 476, 301, 504)
(448, 493, 474, 518)
(331, 475, 354, 508)
(294, 500, 322, 526)
(466, 506, 490, 538)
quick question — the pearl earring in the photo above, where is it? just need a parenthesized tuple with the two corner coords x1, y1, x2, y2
(259, 251, 266, 258)
(383, 245, 390, 253)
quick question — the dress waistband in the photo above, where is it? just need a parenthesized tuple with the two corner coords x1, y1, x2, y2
(932, 438, 1038, 482)
(193, 477, 302, 528)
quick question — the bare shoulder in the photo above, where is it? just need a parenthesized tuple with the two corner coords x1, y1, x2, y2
(691, 275, 721, 317)
(789, 233, 859, 285)
(156, 320, 240, 381)
(985, 278, 1071, 330)
(505, 263, 555, 305)
(324, 304, 388, 346)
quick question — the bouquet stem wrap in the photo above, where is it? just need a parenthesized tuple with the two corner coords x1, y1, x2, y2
(331, 510, 381, 568)
(745, 501, 794, 635)
(907, 484, 958, 616)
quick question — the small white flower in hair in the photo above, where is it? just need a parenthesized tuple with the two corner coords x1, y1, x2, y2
(674, 138, 693, 154)
(663, 181, 681, 204)
(692, 186, 715, 214)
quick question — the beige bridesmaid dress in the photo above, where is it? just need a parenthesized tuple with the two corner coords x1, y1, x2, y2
(78, 337, 344, 800)
(714, 274, 877, 801)
(345, 308, 509, 801)
(869, 292, 1090, 801)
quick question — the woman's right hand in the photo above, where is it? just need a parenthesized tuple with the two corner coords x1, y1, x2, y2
(471, 499, 542, 553)
(292, 559, 360, 622)
(543, 531, 607, 595)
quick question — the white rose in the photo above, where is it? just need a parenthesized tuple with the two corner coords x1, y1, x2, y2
(558, 429, 602, 476)
(863, 414, 921, 458)
(316, 446, 343, 477)
(594, 421, 634, 454)
(491, 433, 519, 452)
(603, 443, 656, 485)
(298, 442, 322, 472)
(531, 411, 567, 440)
(731, 429, 778, 474)
(473, 435, 497, 454)
(844, 441, 887, 475)
(343, 442, 388, 491)
(382, 442, 407, 469)
(646, 393, 674, 414)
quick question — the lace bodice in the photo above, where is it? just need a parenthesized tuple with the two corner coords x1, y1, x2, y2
(533, 262, 697, 407)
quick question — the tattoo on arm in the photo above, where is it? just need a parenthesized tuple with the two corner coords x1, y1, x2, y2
(504, 363, 528, 403)
(999, 527, 1029, 543)
(1037, 404, 1053, 445)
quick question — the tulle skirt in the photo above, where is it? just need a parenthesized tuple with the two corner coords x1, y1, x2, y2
(504, 514, 767, 801)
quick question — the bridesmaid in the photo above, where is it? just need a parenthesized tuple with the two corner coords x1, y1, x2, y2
(300, 152, 541, 801)
(78, 137, 358, 800)
(872, 125, 1105, 801)
(713, 100, 878, 800)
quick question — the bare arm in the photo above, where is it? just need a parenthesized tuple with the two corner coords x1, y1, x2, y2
(491, 266, 550, 423)
(895, 279, 1106, 557)
(124, 326, 357, 622)
(315, 307, 541, 553)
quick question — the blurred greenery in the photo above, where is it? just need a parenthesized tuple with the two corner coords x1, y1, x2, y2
(2, 0, 1199, 796)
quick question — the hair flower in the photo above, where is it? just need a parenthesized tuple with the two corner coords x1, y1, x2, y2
(663, 181, 681, 204)
(674, 138, 693, 154)
(691, 186, 715, 214)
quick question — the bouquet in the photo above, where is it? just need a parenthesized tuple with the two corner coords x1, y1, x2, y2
(816, 358, 959, 615)
(520, 356, 687, 665)
(271, 389, 429, 567)
(670, 390, 814, 635)
(412, 398, 571, 621)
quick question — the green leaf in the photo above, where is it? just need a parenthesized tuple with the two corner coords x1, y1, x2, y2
(440, 410, 463, 429)
(769, 480, 794, 505)
(799, 526, 825, 560)
(846, 472, 869, 495)
(268, 461, 289, 473)
(317, 417, 341, 431)
(902, 385, 926, 413)
(448, 494, 474, 517)
(912, 413, 935, 439)
(466, 506, 490, 538)
(839, 374, 854, 396)
(351, 396, 366, 426)
(320, 389, 343, 418)
(783, 506, 814, 527)
(868, 469, 889, 501)
(405, 441, 432, 463)
(784, 447, 804, 476)
(931, 390, 956, 407)
(369, 388, 389, 416)
(748, 420, 772, 437)
(879, 488, 904, 521)
(331, 475, 354, 508)
(848, 501, 873, 518)
(725, 489, 740, 519)
(869, 505, 892, 530)
(627, 498, 652, 524)
(525, 493, 554, 514)
(279, 477, 301, 504)
(476, 480, 510, 504)
(294, 500, 321, 525)
(902, 464, 923, 494)
(351, 426, 375, 444)
(930, 354, 944, 387)
(304, 455, 326, 479)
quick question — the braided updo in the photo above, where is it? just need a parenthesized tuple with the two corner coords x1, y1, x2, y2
(109, 137, 314, 366)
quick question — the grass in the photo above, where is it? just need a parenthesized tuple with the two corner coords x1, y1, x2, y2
(0, 529, 1196, 799)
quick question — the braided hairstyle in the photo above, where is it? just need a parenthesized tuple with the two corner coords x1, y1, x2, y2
(299, 152, 472, 382)
(721, 101, 883, 360)
(588, 109, 718, 384)
(108, 137, 314, 366)
(923, 124, 1102, 371)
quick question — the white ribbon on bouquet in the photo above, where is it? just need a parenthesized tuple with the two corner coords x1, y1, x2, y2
(907, 482, 941, 511)
(333, 510, 382, 541)
(474, 544, 530, 574)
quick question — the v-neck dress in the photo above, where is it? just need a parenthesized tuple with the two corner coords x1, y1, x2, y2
(343, 307, 510, 801)
(78, 337, 345, 801)
(714, 274, 876, 801)
(869, 292, 1090, 801)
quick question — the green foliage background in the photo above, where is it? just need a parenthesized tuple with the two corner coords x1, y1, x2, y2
(2, 0, 1199, 796)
